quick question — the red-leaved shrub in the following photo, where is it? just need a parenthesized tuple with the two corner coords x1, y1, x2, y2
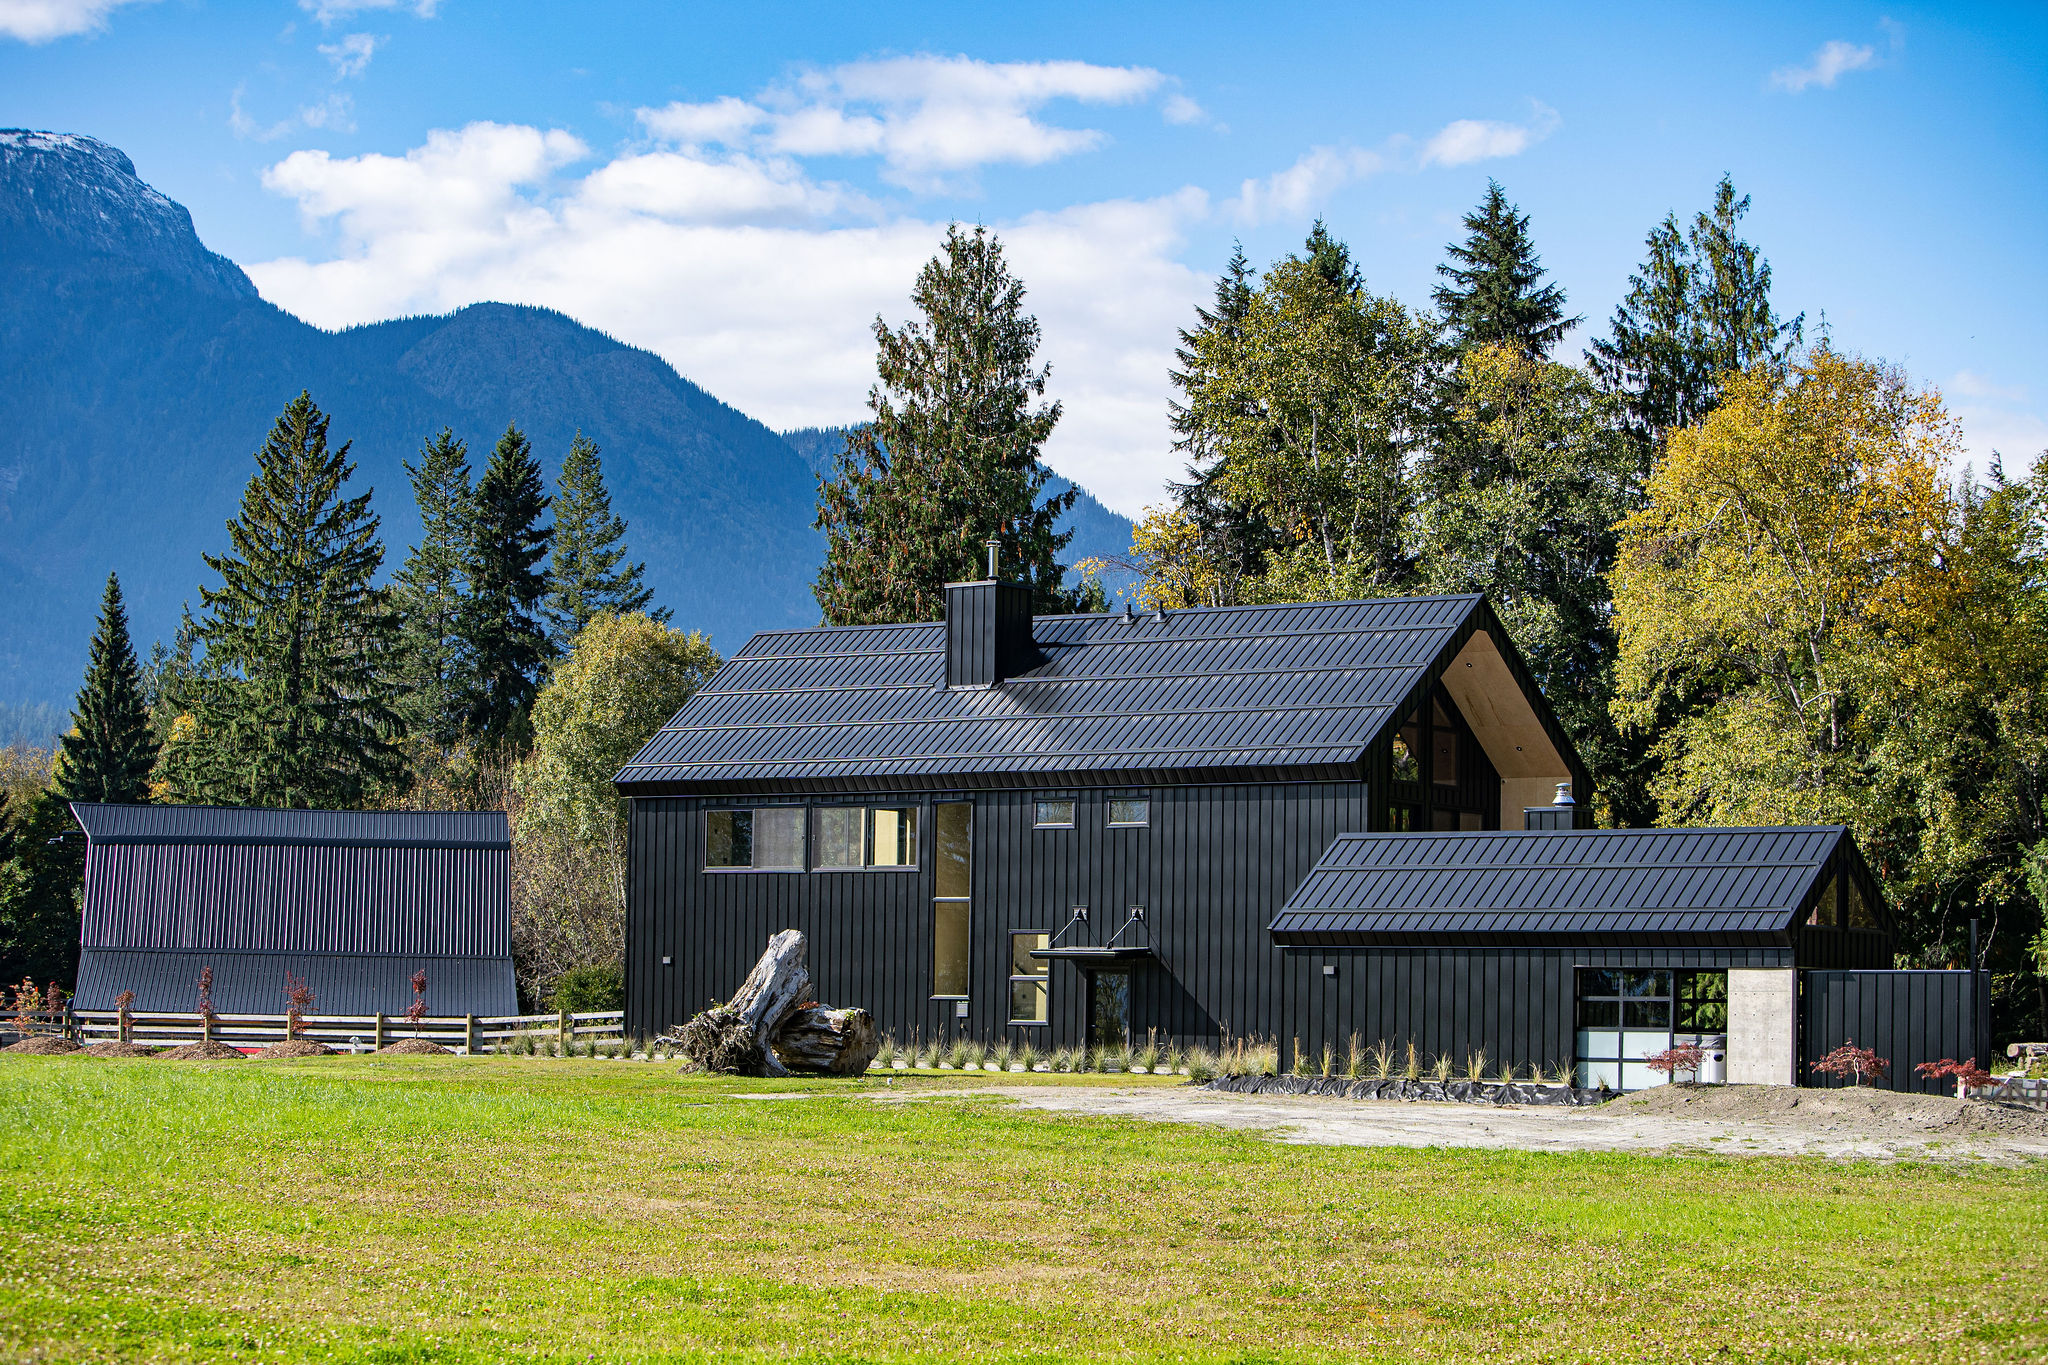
(1644, 1042, 1707, 1082)
(1813, 1039, 1889, 1085)
(11, 978, 37, 1035)
(1915, 1056, 1994, 1098)
(405, 969, 429, 1030)
(195, 965, 216, 1022)
(115, 989, 136, 1043)
(282, 972, 316, 1038)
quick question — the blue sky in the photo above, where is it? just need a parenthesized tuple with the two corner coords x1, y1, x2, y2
(4, 0, 2044, 513)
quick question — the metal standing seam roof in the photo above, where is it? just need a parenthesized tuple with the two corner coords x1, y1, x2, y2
(69, 803, 510, 848)
(615, 595, 1496, 793)
(1271, 826, 1854, 945)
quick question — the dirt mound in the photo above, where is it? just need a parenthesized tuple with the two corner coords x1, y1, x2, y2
(3, 1036, 83, 1055)
(1611, 1083, 2048, 1138)
(84, 1040, 159, 1058)
(255, 1038, 336, 1058)
(380, 1037, 452, 1055)
(158, 1039, 246, 1060)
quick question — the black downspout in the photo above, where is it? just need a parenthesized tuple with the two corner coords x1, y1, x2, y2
(1969, 917, 1987, 1068)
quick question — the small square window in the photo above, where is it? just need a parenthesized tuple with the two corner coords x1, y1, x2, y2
(1034, 799, 1075, 827)
(1107, 797, 1149, 827)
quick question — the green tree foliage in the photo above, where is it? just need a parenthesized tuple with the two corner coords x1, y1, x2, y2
(1176, 225, 1435, 602)
(1589, 176, 1804, 461)
(814, 224, 1077, 623)
(1412, 345, 1642, 821)
(1432, 180, 1577, 360)
(177, 391, 402, 809)
(56, 572, 157, 805)
(465, 424, 554, 751)
(544, 432, 661, 650)
(0, 752, 83, 989)
(392, 428, 476, 749)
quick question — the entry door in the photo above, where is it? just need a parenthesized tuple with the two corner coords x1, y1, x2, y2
(1086, 970, 1131, 1050)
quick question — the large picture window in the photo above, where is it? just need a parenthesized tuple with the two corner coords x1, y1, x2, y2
(704, 808, 805, 870)
(1575, 969, 1728, 1089)
(1008, 931, 1049, 1024)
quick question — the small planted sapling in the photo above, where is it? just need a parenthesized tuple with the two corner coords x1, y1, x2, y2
(195, 965, 217, 1039)
(1915, 1057, 1995, 1099)
(1812, 1039, 1889, 1086)
(10, 978, 38, 1037)
(406, 969, 429, 1034)
(114, 989, 136, 1044)
(282, 972, 315, 1039)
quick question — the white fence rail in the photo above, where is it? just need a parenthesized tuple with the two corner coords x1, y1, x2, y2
(1974, 1077, 2048, 1110)
(67, 1008, 624, 1055)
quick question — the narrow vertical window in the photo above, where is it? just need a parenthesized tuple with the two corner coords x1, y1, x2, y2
(1009, 932, 1050, 1024)
(1431, 697, 1458, 787)
(870, 807, 918, 867)
(932, 802, 971, 998)
(705, 810, 753, 868)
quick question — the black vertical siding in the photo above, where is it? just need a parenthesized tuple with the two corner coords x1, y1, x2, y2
(626, 780, 1367, 1048)
(1799, 970, 1988, 1093)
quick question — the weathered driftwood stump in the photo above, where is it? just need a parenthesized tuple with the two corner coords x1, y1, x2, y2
(772, 1004, 880, 1076)
(675, 930, 879, 1077)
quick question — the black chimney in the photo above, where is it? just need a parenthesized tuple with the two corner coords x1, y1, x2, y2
(944, 543, 1037, 687)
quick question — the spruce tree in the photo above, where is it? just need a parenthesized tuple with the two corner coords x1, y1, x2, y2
(56, 572, 157, 804)
(544, 431, 661, 650)
(1588, 176, 1803, 460)
(465, 423, 554, 750)
(1432, 180, 1577, 359)
(189, 390, 401, 809)
(814, 224, 1076, 624)
(394, 428, 476, 748)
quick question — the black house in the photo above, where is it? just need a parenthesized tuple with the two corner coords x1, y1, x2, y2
(615, 583, 1894, 1083)
(70, 803, 516, 1017)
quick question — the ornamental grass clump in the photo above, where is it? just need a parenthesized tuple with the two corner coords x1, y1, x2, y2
(1464, 1049, 1487, 1084)
(1184, 1046, 1218, 1082)
(1134, 1033, 1162, 1073)
(1366, 1038, 1393, 1081)
(1430, 1052, 1453, 1083)
(1403, 1041, 1421, 1081)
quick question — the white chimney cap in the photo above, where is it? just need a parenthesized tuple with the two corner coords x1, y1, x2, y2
(1553, 782, 1575, 806)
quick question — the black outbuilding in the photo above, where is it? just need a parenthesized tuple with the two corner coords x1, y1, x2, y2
(69, 803, 516, 1017)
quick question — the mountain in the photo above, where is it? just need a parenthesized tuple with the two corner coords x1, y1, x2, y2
(0, 130, 1131, 725)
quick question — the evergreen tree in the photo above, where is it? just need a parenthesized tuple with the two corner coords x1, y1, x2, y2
(814, 224, 1076, 624)
(465, 423, 554, 749)
(1588, 176, 1803, 460)
(185, 390, 402, 809)
(1166, 242, 1281, 605)
(0, 786, 84, 988)
(1432, 180, 1577, 359)
(55, 572, 157, 804)
(393, 428, 476, 748)
(544, 431, 662, 650)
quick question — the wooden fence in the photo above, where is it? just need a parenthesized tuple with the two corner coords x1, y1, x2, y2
(63, 1008, 625, 1054)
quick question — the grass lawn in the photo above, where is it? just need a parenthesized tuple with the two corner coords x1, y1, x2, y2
(1, 1056, 2042, 1363)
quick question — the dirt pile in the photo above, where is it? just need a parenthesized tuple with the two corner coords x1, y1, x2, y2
(379, 1037, 452, 1055)
(84, 1040, 159, 1058)
(256, 1038, 336, 1058)
(1613, 1083, 2048, 1138)
(3, 1036, 83, 1055)
(158, 1039, 246, 1060)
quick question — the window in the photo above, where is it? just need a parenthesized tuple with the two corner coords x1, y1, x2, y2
(1009, 932, 1049, 1024)
(812, 806, 918, 869)
(1035, 799, 1075, 827)
(1576, 969, 1727, 1089)
(932, 803, 971, 999)
(1391, 709, 1422, 782)
(1847, 878, 1880, 930)
(704, 808, 804, 870)
(1389, 804, 1421, 831)
(1432, 697, 1458, 787)
(814, 806, 864, 868)
(1807, 875, 1838, 927)
(1107, 797, 1149, 827)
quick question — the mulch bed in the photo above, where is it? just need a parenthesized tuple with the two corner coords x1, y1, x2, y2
(255, 1038, 337, 1059)
(3, 1036, 84, 1055)
(84, 1040, 160, 1058)
(158, 1039, 247, 1060)
(379, 1037, 453, 1055)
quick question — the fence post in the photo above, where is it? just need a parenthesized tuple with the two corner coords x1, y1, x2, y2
(200, 1011, 211, 1044)
(465, 1015, 477, 1056)
(374, 1012, 385, 1051)
(558, 1007, 569, 1052)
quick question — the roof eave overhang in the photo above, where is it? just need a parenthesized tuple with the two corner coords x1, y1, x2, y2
(615, 758, 1367, 799)
(1270, 930, 1799, 950)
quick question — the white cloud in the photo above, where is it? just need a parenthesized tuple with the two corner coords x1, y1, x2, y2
(1770, 38, 1879, 92)
(298, 0, 436, 26)
(1161, 93, 1206, 126)
(1419, 102, 1559, 167)
(1948, 369, 2047, 478)
(1227, 145, 1387, 225)
(636, 55, 1168, 190)
(231, 85, 356, 140)
(1950, 370, 2026, 404)
(246, 122, 1208, 514)
(0, 0, 155, 43)
(319, 31, 381, 79)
